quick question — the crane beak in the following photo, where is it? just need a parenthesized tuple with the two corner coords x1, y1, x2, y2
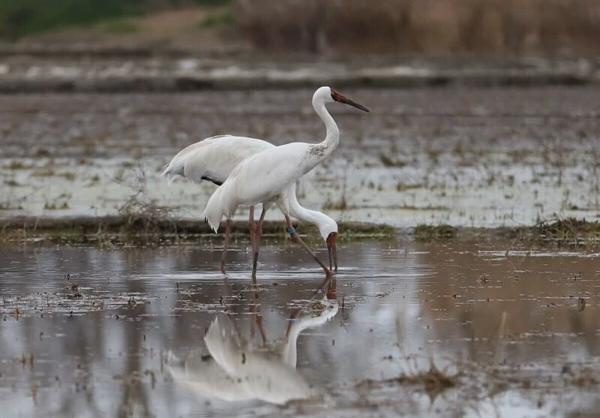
(326, 232, 338, 273)
(331, 89, 370, 112)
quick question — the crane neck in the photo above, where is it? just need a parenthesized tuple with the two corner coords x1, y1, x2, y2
(288, 193, 336, 240)
(293, 205, 328, 230)
(281, 316, 319, 369)
(313, 98, 340, 158)
(281, 304, 339, 368)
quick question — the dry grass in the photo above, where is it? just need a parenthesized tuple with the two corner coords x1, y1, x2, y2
(118, 194, 173, 239)
(234, 0, 600, 55)
(534, 217, 600, 241)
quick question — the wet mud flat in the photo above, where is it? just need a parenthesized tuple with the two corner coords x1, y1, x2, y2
(1, 239, 599, 417)
(1, 86, 600, 227)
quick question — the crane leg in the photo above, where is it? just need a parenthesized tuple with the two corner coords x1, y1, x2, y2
(252, 207, 267, 277)
(220, 218, 232, 274)
(284, 214, 332, 277)
(251, 283, 267, 346)
(249, 207, 257, 281)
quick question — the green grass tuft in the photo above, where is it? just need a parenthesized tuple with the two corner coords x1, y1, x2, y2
(197, 9, 234, 29)
(95, 18, 139, 34)
(414, 224, 457, 241)
(0, 0, 232, 39)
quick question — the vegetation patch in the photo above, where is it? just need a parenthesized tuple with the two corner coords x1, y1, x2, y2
(534, 217, 600, 240)
(414, 224, 457, 241)
(95, 18, 139, 34)
(356, 360, 600, 409)
(357, 363, 458, 398)
(496, 217, 600, 246)
(3, 215, 600, 247)
(197, 9, 234, 29)
(0, 203, 23, 210)
(0, 215, 396, 246)
(118, 195, 173, 241)
(4, 161, 30, 170)
(43, 202, 70, 210)
(0, 0, 231, 39)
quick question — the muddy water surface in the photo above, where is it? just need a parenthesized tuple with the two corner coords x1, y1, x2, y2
(1, 240, 599, 417)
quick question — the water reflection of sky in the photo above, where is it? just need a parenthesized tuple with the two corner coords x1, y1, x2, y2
(0, 241, 599, 417)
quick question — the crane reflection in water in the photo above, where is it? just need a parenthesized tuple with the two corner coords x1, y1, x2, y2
(167, 278, 338, 405)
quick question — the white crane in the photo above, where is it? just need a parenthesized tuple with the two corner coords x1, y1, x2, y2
(203, 86, 368, 277)
(163, 87, 366, 275)
(162, 135, 339, 275)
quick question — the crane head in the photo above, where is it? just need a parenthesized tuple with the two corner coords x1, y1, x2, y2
(313, 86, 370, 112)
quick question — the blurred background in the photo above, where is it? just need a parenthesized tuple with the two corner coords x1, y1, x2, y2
(2, 0, 600, 57)
(1, 0, 600, 91)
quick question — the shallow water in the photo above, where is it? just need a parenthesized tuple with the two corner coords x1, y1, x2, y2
(1, 240, 599, 417)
